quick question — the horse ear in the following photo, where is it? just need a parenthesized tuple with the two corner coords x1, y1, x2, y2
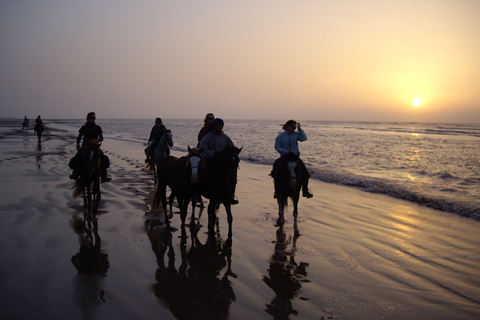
(188, 145, 192, 152)
(237, 146, 243, 153)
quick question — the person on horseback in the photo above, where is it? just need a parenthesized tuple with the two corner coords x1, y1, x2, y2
(145, 117, 168, 162)
(198, 113, 215, 143)
(199, 118, 239, 205)
(273, 119, 313, 199)
(69, 112, 111, 182)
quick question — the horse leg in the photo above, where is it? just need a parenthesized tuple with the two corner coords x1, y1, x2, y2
(207, 200, 217, 235)
(178, 195, 188, 228)
(277, 197, 286, 226)
(292, 192, 300, 235)
(93, 178, 101, 214)
(190, 195, 197, 227)
(223, 202, 233, 239)
(168, 192, 175, 219)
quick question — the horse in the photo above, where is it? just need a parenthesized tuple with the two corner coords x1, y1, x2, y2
(146, 129, 173, 183)
(200, 146, 242, 239)
(272, 153, 304, 234)
(152, 146, 204, 230)
(71, 139, 103, 218)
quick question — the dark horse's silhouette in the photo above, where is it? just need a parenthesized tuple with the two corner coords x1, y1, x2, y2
(71, 139, 102, 217)
(200, 146, 242, 239)
(153, 147, 204, 229)
(272, 153, 305, 234)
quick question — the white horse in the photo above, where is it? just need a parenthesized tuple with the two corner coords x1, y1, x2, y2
(146, 129, 173, 182)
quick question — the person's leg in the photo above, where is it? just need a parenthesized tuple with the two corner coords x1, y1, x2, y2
(298, 159, 313, 198)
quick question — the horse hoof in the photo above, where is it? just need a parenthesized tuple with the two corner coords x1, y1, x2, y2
(276, 216, 285, 226)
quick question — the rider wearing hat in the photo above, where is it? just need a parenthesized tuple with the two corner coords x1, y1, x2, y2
(273, 119, 313, 199)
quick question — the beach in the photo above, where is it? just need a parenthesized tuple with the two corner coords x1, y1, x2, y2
(1, 120, 480, 320)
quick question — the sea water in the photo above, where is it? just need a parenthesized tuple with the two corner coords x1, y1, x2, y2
(51, 119, 480, 219)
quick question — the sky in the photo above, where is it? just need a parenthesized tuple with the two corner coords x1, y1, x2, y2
(1, 0, 479, 122)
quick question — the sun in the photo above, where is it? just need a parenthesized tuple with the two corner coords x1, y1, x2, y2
(412, 98, 421, 107)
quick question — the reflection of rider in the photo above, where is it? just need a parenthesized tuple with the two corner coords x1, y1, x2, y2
(263, 227, 308, 318)
(145, 117, 167, 162)
(199, 118, 239, 205)
(69, 112, 111, 182)
(273, 120, 313, 198)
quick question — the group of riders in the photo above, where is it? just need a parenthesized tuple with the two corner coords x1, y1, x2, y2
(69, 112, 313, 203)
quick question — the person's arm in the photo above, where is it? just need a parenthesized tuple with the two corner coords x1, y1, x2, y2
(76, 133, 83, 149)
(297, 128, 307, 142)
(199, 134, 216, 159)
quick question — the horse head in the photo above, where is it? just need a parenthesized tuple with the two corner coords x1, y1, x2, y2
(217, 146, 242, 187)
(164, 129, 173, 147)
(187, 146, 204, 184)
(278, 152, 300, 190)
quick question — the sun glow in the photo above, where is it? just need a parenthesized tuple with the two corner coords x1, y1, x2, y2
(412, 98, 421, 107)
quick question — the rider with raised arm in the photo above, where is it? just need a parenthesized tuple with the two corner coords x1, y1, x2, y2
(69, 112, 111, 182)
(199, 118, 239, 205)
(145, 117, 167, 162)
(273, 119, 313, 199)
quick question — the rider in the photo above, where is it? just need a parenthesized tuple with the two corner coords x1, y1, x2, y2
(145, 117, 167, 162)
(273, 119, 313, 199)
(199, 118, 239, 205)
(198, 113, 215, 143)
(69, 112, 111, 183)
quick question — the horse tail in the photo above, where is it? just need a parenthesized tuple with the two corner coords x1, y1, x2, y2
(145, 159, 154, 173)
(71, 179, 85, 198)
(152, 186, 163, 211)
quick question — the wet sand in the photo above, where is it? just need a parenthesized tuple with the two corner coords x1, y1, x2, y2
(1, 119, 480, 320)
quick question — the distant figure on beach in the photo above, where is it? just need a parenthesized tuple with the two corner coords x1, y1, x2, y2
(198, 113, 215, 142)
(69, 112, 111, 182)
(21, 116, 29, 131)
(199, 118, 239, 204)
(273, 120, 313, 198)
(35, 115, 43, 125)
(34, 120, 44, 142)
(145, 117, 168, 162)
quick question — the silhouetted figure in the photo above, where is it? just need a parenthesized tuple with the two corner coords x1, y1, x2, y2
(34, 121, 44, 142)
(21, 116, 29, 131)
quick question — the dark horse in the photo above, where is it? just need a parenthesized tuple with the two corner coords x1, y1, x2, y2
(200, 146, 242, 239)
(273, 153, 304, 234)
(71, 139, 102, 217)
(153, 147, 204, 229)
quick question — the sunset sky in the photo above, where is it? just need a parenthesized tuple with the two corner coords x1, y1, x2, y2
(1, 1, 479, 122)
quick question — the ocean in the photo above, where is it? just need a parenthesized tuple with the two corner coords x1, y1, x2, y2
(50, 119, 480, 219)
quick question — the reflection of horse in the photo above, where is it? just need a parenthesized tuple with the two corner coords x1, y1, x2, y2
(146, 129, 173, 183)
(263, 226, 308, 319)
(273, 153, 304, 233)
(200, 146, 242, 239)
(71, 139, 102, 217)
(152, 147, 204, 229)
(145, 219, 236, 319)
(70, 215, 110, 274)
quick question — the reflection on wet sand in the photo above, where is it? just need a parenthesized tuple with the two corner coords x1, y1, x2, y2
(145, 219, 236, 319)
(263, 226, 309, 318)
(70, 213, 109, 318)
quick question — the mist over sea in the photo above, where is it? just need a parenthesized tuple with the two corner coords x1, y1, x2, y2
(51, 119, 480, 219)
